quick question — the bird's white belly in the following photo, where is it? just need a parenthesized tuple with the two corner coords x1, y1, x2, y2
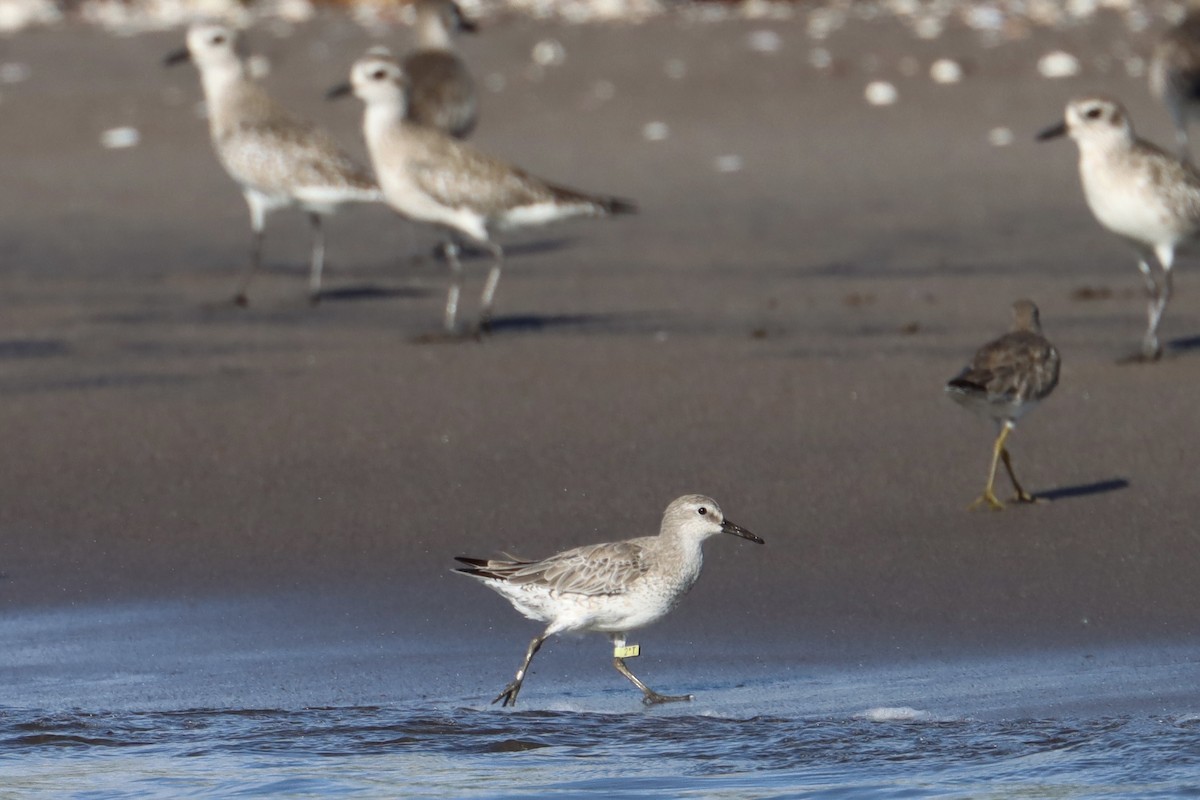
(1081, 161, 1185, 247)
(377, 169, 485, 240)
(499, 580, 685, 634)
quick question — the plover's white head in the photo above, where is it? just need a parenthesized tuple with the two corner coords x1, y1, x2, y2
(164, 22, 244, 73)
(1037, 96, 1135, 150)
(328, 50, 409, 113)
(661, 495, 764, 545)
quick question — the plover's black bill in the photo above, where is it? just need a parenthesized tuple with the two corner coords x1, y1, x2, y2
(163, 47, 190, 67)
(1036, 121, 1068, 141)
(722, 519, 764, 544)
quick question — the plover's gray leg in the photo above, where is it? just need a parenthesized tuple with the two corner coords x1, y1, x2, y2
(493, 632, 547, 707)
(234, 192, 269, 307)
(475, 242, 504, 333)
(609, 634, 691, 705)
(308, 213, 325, 305)
(442, 240, 464, 332)
(1137, 246, 1176, 360)
(1149, 245, 1176, 359)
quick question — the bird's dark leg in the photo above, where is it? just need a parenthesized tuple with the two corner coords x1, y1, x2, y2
(307, 213, 325, 306)
(610, 634, 692, 705)
(969, 423, 1012, 511)
(475, 241, 505, 335)
(234, 195, 266, 307)
(493, 633, 547, 707)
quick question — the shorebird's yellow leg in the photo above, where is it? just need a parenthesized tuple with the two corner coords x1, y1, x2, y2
(1000, 447, 1039, 504)
(968, 424, 1012, 511)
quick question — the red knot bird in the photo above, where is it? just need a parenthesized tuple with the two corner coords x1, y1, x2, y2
(945, 300, 1060, 511)
(1038, 96, 1200, 361)
(165, 22, 383, 306)
(327, 49, 635, 336)
(404, 0, 479, 139)
(455, 494, 763, 707)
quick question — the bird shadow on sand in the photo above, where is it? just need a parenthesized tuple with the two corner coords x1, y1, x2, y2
(0, 339, 71, 359)
(315, 285, 435, 303)
(475, 311, 647, 335)
(1036, 478, 1130, 502)
(1166, 335, 1200, 354)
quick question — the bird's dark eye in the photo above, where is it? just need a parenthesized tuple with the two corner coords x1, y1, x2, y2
(212, 35, 226, 45)
(371, 69, 386, 80)
(1085, 107, 1102, 120)
(698, 507, 707, 516)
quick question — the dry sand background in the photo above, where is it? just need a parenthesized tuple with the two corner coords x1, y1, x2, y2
(1, 9, 1198, 669)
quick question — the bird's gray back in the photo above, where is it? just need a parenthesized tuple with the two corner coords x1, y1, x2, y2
(950, 330, 1060, 406)
(400, 124, 560, 215)
(213, 81, 378, 195)
(403, 50, 478, 138)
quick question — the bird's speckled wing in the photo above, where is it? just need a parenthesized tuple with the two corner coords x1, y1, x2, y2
(405, 128, 557, 215)
(1133, 144, 1200, 223)
(950, 330, 1060, 405)
(481, 541, 652, 597)
(215, 85, 377, 195)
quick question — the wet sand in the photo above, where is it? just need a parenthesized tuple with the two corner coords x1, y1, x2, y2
(1, 9, 1199, 702)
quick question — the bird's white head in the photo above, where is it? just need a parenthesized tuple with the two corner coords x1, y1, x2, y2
(164, 23, 244, 73)
(1036, 96, 1134, 150)
(661, 495, 764, 545)
(331, 50, 409, 115)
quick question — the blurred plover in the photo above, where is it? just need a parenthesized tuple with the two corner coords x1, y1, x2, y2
(945, 300, 1060, 511)
(328, 49, 635, 335)
(166, 22, 382, 305)
(1151, 13, 1200, 162)
(404, 0, 479, 139)
(1038, 95, 1200, 360)
(455, 494, 764, 707)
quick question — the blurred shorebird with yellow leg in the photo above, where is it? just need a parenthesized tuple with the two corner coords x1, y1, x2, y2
(945, 300, 1060, 511)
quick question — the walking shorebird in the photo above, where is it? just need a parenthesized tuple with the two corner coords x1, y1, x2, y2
(1038, 95, 1200, 360)
(166, 22, 382, 306)
(404, 0, 479, 138)
(328, 49, 635, 336)
(945, 300, 1061, 511)
(455, 495, 764, 707)
(1151, 12, 1200, 162)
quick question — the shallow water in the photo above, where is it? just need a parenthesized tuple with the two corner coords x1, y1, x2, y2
(4, 706, 1200, 797)
(2, 596, 1199, 797)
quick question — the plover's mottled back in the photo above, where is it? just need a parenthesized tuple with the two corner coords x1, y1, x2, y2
(946, 300, 1060, 511)
(455, 494, 764, 707)
(1038, 95, 1200, 360)
(166, 22, 382, 305)
(1151, 13, 1200, 162)
(329, 49, 635, 335)
(404, 0, 478, 138)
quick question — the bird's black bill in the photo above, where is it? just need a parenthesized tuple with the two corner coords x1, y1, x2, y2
(325, 82, 353, 101)
(722, 519, 764, 544)
(1036, 121, 1068, 141)
(459, 16, 479, 33)
(163, 47, 191, 67)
